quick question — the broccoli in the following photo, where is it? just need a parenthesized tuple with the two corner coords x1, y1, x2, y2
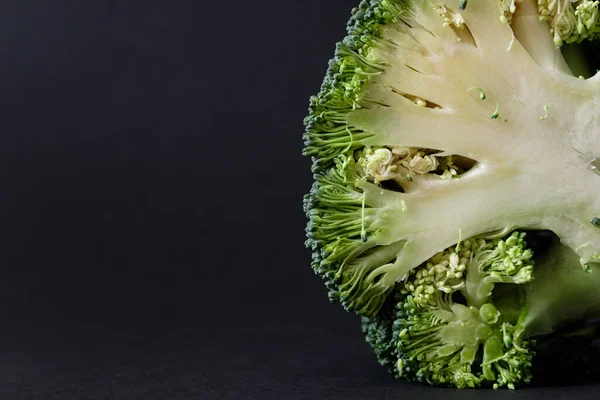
(303, 0, 600, 389)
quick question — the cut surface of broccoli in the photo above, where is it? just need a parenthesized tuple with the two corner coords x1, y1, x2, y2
(304, 0, 600, 389)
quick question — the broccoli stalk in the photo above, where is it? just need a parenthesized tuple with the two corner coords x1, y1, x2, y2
(305, 0, 600, 389)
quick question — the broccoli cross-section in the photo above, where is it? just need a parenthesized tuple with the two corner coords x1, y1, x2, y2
(303, 0, 600, 389)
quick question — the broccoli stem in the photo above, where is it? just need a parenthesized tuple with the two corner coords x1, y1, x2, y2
(462, 253, 489, 308)
(358, 160, 600, 290)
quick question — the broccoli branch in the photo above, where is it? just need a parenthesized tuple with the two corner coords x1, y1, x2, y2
(511, 0, 574, 75)
(356, 165, 600, 293)
(350, 106, 505, 164)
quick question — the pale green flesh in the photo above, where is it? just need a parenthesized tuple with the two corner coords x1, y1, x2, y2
(346, 0, 600, 288)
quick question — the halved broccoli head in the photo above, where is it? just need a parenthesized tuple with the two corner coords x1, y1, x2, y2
(303, 0, 600, 389)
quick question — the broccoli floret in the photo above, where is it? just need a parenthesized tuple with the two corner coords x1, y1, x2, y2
(364, 233, 535, 388)
(303, 0, 600, 389)
(538, 0, 600, 46)
(362, 232, 600, 388)
(361, 292, 399, 373)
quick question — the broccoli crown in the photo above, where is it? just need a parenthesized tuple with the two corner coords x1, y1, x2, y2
(303, 0, 600, 389)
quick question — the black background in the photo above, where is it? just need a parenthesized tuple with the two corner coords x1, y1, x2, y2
(0, 0, 597, 398)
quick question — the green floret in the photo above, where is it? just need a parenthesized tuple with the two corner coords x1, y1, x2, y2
(303, 0, 407, 172)
(363, 232, 536, 389)
(538, 0, 600, 46)
(361, 292, 400, 373)
(360, 232, 600, 389)
(304, 155, 399, 315)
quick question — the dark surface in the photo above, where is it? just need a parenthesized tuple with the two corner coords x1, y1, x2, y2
(1, 315, 600, 399)
(0, 0, 598, 398)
